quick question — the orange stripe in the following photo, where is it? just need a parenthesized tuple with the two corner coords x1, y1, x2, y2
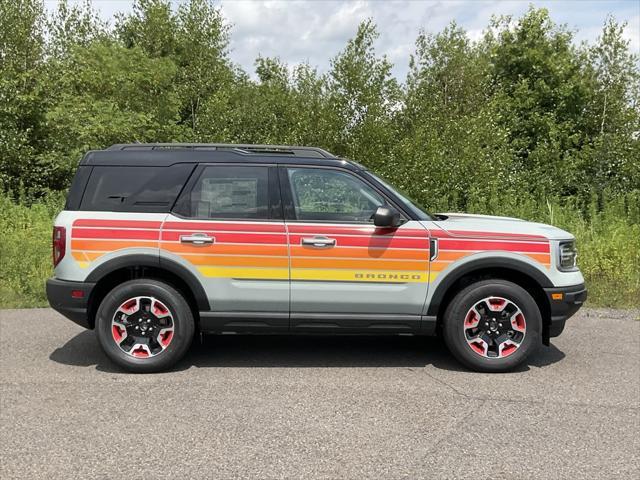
(524, 253, 551, 264)
(290, 246, 427, 260)
(71, 251, 88, 262)
(436, 251, 472, 261)
(292, 257, 427, 270)
(71, 239, 158, 250)
(162, 243, 288, 256)
(430, 260, 464, 272)
(179, 254, 288, 268)
(432, 252, 552, 271)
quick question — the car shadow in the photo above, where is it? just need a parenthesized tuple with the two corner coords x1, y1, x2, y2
(49, 330, 566, 374)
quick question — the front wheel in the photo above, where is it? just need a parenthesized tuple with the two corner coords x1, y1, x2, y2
(96, 279, 195, 373)
(442, 279, 542, 373)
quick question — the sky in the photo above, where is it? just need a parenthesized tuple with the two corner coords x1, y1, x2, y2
(45, 0, 640, 80)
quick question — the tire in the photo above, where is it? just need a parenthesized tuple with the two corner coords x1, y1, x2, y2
(95, 279, 195, 373)
(442, 279, 542, 373)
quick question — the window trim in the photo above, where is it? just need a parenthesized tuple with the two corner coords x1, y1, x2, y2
(278, 164, 410, 224)
(171, 163, 283, 222)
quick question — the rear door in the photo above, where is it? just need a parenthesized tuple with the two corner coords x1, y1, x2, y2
(161, 164, 289, 329)
(281, 165, 430, 332)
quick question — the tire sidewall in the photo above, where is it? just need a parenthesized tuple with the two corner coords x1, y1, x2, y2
(443, 280, 542, 372)
(96, 279, 195, 373)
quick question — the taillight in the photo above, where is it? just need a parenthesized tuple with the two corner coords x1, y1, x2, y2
(53, 226, 66, 267)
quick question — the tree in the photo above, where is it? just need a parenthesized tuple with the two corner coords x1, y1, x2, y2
(486, 7, 593, 195)
(0, 0, 47, 194)
(585, 17, 640, 193)
(327, 20, 401, 165)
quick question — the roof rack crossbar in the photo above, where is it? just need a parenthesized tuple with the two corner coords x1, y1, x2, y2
(107, 143, 335, 158)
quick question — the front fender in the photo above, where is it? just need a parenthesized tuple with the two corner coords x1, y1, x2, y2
(425, 252, 553, 316)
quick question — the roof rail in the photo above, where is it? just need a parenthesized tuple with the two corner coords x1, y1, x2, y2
(106, 143, 336, 158)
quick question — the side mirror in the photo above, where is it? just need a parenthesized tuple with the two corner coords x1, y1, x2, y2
(373, 206, 401, 228)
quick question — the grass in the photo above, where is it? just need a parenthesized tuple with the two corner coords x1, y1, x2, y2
(0, 191, 638, 309)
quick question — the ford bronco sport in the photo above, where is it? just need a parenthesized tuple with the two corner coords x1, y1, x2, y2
(46, 143, 586, 373)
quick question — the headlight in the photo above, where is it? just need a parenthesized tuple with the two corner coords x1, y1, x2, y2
(558, 240, 578, 271)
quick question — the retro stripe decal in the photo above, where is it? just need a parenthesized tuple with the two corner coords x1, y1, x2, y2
(70, 219, 552, 282)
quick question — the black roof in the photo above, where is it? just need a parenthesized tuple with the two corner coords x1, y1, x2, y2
(81, 143, 363, 170)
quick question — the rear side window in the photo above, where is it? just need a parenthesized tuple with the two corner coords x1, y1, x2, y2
(80, 164, 195, 212)
(174, 165, 270, 219)
(65, 166, 92, 210)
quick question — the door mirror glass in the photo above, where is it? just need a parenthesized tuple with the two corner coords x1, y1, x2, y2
(373, 206, 401, 228)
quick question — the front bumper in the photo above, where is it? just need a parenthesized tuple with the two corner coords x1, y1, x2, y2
(543, 283, 587, 339)
(46, 278, 96, 329)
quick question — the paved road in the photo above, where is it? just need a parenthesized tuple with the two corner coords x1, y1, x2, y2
(1, 308, 639, 479)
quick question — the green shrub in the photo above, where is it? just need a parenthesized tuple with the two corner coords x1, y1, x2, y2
(0, 193, 64, 308)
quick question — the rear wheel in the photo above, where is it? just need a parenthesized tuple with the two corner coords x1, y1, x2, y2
(96, 279, 195, 373)
(442, 279, 542, 372)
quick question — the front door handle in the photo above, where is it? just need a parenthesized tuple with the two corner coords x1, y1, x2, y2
(180, 233, 214, 245)
(301, 236, 336, 248)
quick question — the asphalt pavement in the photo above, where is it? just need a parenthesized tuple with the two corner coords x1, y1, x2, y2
(1, 307, 639, 479)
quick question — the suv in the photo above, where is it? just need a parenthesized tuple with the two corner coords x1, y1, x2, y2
(46, 143, 586, 373)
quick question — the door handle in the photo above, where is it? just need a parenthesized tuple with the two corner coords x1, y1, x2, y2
(301, 236, 336, 248)
(180, 233, 214, 245)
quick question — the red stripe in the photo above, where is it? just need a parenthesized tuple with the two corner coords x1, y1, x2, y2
(288, 234, 428, 249)
(287, 225, 428, 237)
(430, 228, 548, 241)
(161, 231, 287, 244)
(439, 238, 550, 253)
(73, 219, 162, 229)
(72, 228, 160, 240)
(163, 221, 285, 232)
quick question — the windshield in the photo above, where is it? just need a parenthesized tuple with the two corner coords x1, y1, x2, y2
(365, 171, 433, 221)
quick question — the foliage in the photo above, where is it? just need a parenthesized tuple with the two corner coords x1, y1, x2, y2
(0, 1, 638, 307)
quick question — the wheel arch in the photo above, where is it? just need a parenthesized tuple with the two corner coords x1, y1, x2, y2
(85, 254, 209, 329)
(427, 258, 553, 344)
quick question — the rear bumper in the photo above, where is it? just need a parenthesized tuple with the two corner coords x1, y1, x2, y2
(46, 278, 95, 329)
(543, 283, 587, 338)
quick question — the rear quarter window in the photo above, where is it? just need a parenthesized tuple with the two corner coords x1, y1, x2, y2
(65, 166, 92, 210)
(80, 164, 195, 212)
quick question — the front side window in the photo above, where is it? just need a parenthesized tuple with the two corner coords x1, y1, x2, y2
(287, 167, 385, 222)
(178, 165, 270, 219)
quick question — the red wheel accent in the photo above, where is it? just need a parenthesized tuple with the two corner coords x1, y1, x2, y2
(132, 346, 150, 358)
(153, 301, 169, 317)
(464, 309, 480, 328)
(512, 313, 526, 332)
(487, 297, 506, 311)
(500, 343, 518, 357)
(469, 341, 487, 356)
(112, 325, 125, 342)
(159, 330, 173, 347)
(119, 298, 139, 314)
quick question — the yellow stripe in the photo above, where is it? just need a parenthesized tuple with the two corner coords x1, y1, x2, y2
(197, 266, 289, 280)
(291, 268, 429, 283)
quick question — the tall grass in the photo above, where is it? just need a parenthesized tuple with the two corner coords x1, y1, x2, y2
(0, 193, 64, 308)
(0, 191, 638, 308)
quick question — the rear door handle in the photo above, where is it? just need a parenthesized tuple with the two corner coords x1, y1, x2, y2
(180, 233, 214, 245)
(301, 236, 336, 248)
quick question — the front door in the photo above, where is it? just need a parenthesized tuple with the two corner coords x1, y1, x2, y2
(281, 166, 430, 332)
(161, 164, 289, 330)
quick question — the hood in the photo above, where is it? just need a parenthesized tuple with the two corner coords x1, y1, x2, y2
(427, 212, 574, 241)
